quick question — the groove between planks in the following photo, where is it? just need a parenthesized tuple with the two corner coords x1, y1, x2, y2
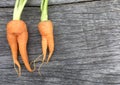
(0, 0, 100, 7)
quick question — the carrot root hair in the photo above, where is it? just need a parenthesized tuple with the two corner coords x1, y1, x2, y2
(14, 63, 21, 77)
(30, 54, 43, 71)
(30, 55, 44, 75)
(38, 62, 44, 76)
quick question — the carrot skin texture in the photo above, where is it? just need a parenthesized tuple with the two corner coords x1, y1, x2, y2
(7, 20, 33, 73)
(38, 20, 54, 63)
(41, 36, 47, 62)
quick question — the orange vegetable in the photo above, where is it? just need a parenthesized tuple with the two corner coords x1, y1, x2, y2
(38, 20, 54, 63)
(6, 0, 34, 76)
(7, 20, 34, 76)
(37, 0, 54, 63)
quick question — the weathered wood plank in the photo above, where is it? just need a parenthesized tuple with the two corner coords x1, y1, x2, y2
(0, 0, 99, 7)
(0, 0, 120, 85)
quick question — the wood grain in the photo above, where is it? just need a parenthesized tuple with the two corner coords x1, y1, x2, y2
(0, 0, 99, 7)
(0, 0, 120, 85)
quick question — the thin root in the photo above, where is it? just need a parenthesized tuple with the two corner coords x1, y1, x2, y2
(14, 64, 21, 77)
(38, 63, 44, 76)
(30, 55, 43, 71)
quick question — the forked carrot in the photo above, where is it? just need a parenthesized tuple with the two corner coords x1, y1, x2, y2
(6, 0, 34, 76)
(38, 0, 54, 63)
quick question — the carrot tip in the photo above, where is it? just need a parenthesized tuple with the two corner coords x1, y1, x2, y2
(46, 60, 49, 64)
(14, 64, 21, 77)
(46, 61, 48, 64)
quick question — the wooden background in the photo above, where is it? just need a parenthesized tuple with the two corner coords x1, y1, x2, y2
(0, 0, 120, 85)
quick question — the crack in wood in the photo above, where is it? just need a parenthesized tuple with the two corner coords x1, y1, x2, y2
(48, 0, 101, 7)
(0, 0, 101, 8)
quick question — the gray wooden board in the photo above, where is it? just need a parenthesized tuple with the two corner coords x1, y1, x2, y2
(0, 0, 99, 7)
(0, 0, 120, 85)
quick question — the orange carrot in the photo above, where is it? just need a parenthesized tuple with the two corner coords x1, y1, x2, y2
(37, 0, 54, 63)
(38, 20, 54, 63)
(6, 0, 34, 76)
(7, 20, 34, 75)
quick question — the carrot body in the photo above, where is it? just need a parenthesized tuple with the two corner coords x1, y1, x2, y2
(38, 20, 54, 63)
(7, 20, 33, 74)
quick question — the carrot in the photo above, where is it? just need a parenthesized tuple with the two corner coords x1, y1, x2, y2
(38, 0, 54, 63)
(6, 0, 34, 76)
(31, 0, 55, 74)
(38, 20, 54, 63)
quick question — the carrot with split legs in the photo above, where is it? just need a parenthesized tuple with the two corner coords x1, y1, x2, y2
(6, 0, 34, 76)
(34, 0, 55, 75)
(38, 0, 54, 63)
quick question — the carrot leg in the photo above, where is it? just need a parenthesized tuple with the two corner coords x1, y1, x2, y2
(41, 36, 47, 62)
(7, 33, 21, 76)
(17, 31, 33, 72)
(47, 35, 54, 63)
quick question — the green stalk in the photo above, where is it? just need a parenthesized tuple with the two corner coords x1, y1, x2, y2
(13, 0, 27, 20)
(40, 0, 49, 21)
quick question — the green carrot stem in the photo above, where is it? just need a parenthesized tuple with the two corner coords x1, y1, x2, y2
(13, 0, 27, 20)
(40, 0, 48, 21)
